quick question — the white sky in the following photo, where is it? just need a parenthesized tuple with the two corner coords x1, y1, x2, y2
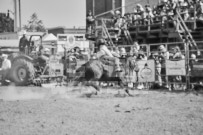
(0, 0, 86, 28)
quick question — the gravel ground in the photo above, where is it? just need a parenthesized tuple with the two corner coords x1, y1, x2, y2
(0, 86, 203, 135)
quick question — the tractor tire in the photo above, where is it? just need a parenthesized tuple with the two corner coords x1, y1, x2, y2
(10, 59, 35, 86)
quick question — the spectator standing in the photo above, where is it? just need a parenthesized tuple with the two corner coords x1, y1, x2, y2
(149, 51, 162, 86)
(19, 31, 29, 54)
(86, 10, 95, 35)
(120, 47, 127, 58)
(144, 5, 154, 25)
(170, 46, 185, 90)
(190, 53, 198, 71)
(137, 50, 147, 60)
(158, 45, 170, 88)
(0, 54, 11, 85)
(126, 52, 139, 88)
(111, 47, 120, 58)
(114, 11, 123, 37)
(134, 4, 145, 24)
(197, 0, 203, 20)
(125, 13, 133, 27)
(130, 41, 140, 55)
(172, 46, 185, 60)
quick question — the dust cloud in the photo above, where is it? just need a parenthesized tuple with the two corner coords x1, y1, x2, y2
(0, 84, 94, 101)
(0, 86, 47, 101)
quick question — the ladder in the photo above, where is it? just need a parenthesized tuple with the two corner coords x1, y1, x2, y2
(176, 11, 200, 54)
(101, 19, 115, 47)
(123, 29, 133, 45)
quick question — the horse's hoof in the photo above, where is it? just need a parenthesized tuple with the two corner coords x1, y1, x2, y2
(125, 89, 133, 97)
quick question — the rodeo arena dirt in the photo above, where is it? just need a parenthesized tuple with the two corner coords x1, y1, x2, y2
(0, 0, 203, 135)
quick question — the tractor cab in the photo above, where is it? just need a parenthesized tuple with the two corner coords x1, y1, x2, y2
(27, 35, 43, 57)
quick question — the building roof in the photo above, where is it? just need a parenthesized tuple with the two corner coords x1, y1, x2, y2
(47, 26, 66, 30)
(42, 33, 57, 41)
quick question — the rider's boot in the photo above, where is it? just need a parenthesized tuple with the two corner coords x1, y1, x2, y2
(114, 57, 122, 72)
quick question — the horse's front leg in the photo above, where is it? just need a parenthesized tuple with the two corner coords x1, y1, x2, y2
(85, 79, 100, 95)
(118, 78, 133, 97)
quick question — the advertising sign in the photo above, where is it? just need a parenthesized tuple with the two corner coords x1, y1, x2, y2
(137, 60, 155, 82)
(125, 60, 155, 83)
(48, 56, 64, 76)
(166, 60, 186, 76)
(57, 34, 89, 52)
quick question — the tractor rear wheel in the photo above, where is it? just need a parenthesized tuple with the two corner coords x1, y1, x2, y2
(10, 59, 35, 86)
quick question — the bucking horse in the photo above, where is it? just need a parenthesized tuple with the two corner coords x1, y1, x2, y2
(72, 56, 138, 96)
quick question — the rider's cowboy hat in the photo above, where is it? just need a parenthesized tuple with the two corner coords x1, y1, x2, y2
(97, 38, 106, 45)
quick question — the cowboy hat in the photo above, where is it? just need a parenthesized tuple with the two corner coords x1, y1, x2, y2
(2, 54, 8, 58)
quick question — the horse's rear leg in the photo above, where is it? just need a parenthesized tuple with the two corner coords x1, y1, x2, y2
(73, 76, 84, 86)
(118, 79, 133, 97)
(86, 81, 100, 91)
(85, 79, 100, 95)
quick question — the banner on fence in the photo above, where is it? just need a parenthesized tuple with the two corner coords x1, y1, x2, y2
(125, 60, 155, 83)
(137, 60, 155, 82)
(166, 60, 186, 76)
(122, 60, 155, 83)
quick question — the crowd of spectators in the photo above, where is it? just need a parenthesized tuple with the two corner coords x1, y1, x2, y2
(110, 0, 203, 31)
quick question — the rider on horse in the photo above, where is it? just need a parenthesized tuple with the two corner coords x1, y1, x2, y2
(95, 38, 121, 72)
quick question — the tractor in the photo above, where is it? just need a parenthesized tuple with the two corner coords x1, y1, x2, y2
(6, 35, 66, 86)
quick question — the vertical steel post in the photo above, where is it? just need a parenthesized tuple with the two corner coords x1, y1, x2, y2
(92, 0, 95, 16)
(184, 36, 190, 90)
(19, 0, 22, 31)
(112, 0, 115, 10)
(121, 0, 125, 16)
(13, 0, 18, 32)
(64, 46, 67, 76)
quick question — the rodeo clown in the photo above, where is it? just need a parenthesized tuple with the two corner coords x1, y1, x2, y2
(95, 38, 121, 72)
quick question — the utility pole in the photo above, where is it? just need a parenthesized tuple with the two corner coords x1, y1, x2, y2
(121, 0, 125, 16)
(92, 0, 95, 16)
(19, 0, 22, 30)
(112, 0, 115, 10)
(13, 0, 18, 32)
